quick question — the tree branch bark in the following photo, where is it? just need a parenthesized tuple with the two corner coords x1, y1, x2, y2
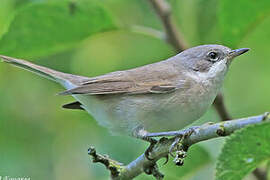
(149, 0, 188, 52)
(213, 93, 232, 121)
(89, 113, 270, 180)
(253, 168, 268, 180)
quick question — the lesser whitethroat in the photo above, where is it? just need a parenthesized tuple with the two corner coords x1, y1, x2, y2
(1, 45, 249, 144)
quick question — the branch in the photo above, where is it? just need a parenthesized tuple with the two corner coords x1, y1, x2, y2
(129, 25, 166, 41)
(213, 93, 232, 121)
(89, 113, 270, 180)
(252, 168, 268, 180)
(148, 0, 188, 51)
(88, 147, 124, 179)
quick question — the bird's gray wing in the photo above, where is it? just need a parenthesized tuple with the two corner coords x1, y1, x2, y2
(59, 81, 177, 95)
(59, 62, 187, 95)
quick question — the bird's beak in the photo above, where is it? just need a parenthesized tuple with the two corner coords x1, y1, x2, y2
(229, 48, 250, 58)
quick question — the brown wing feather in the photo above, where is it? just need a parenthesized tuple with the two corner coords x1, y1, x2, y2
(59, 81, 176, 95)
(59, 61, 184, 95)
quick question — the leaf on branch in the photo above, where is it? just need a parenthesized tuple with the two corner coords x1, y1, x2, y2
(0, 1, 116, 58)
(218, 0, 270, 47)
(216, 122, 270, 180)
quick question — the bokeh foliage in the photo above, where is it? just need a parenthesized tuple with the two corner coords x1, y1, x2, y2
(0, 1, 116, 58)
(0, 0, 269, 179)
(216, 122, 270, 180)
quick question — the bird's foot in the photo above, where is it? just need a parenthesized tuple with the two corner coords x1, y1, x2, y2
(144, 137, 171, 163)
(135, 126, 198, 163)
(133, 127, 158, 160)
(144, 137, 158, 161)
(168, 127, 197, 166)
(135, 132, 169, 162)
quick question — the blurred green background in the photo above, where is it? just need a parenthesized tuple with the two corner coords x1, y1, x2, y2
(0, 0, 269, 179)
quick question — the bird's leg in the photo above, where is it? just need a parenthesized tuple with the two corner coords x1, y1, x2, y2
(145, 126, 199, 137)
(144, 126, 198, 165)
(169, 127, 196, 152)
(169, 127, 197, 166)
(133, 127, 158, 160)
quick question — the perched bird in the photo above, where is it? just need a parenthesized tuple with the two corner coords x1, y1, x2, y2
(0, 45, 249, 142)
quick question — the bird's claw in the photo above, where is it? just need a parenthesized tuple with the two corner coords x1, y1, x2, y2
(145, 137, 170, 163)
(144, 138, 158, 161)
(168, 127, 196, 165)
(169, 136, 181, 157)
(141, 126, 197, 163)
(162, 154, 169, 165)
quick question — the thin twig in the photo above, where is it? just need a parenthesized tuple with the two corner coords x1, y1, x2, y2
(253, 168, 268, 180)
(88, 147, 123, 179)
(213, 93, 232, 120)
(148, 0, 188, 51)
(130, 25, 166, 41)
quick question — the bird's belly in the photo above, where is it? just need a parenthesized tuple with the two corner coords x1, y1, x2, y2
(139, 90, 215, 132)
(73, 84, 218, 136)
(142, 102, 204, 133)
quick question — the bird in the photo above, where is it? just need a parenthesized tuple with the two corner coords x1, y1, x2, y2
(0, 45, 249, 143)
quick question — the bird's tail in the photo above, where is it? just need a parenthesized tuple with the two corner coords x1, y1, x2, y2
(0, 55, 89, 87)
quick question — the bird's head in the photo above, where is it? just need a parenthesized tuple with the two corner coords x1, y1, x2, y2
(178, 44, 249, 79)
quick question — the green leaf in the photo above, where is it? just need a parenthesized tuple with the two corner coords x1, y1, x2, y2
(216, 122, 270, 180)
(218, 0, 270, 47)
(0, 1, 116, 58)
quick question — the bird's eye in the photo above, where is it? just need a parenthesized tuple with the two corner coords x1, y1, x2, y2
(208, 52, 219, 61)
